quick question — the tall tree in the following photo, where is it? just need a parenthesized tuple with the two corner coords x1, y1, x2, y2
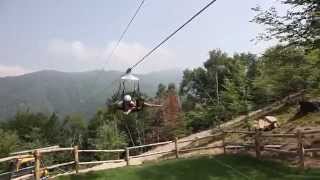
(252, 0, 320, 49)
(0, 129, 19, 158)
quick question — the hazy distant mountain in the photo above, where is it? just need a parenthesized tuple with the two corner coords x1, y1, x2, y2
(0, 69, 183, 119)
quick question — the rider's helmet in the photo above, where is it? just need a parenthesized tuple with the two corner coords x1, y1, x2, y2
(124, 95, 132, 102)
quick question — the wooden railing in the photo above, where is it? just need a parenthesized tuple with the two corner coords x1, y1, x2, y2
(1, 128, 320, 180)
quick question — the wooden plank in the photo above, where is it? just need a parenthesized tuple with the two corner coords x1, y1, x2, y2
(297, 130, 305, 170)
(78, 149, 125, 153)
(40, 148, 74, 153)
(179, 146, 223, 153)
(261, 134, 296, 138)
(264, 148, 296, 154)
(222, 133, 226, 154)
(131, 150, 174, 158)
(225, 145, 250, 149)
(174, 137, 179, 159)
(34, 150, 41, 180)
(196, 134, 222, 141)
(0, 154, 33, 163)
(74, 146, 79, 174)
(46, 161, 75, 170)
(264, 145, 282, 148)
(223, 130, 255, 135)
(0, 171, 12, 177)
(125, 148, 130, 166)
(255, 130, 261, 159)
(128, 141, 173, 150)
(10, 145, 59, 155)
(79, 160, 124, 165)
(11, 173, 34, 180)
(301, 129, 320, 135)
(305, 148, 320, 152)
(178, 139, 194, 143)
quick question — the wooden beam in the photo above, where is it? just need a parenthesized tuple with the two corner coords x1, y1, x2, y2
(74, 146, 79, 174)
(46, 161, 75, 170)
(0, 154, 33, 163)
(79, 160, 124, 165)
(179, 146, 223, 153)
(297, 130, 305, 170)
(261, 134, 296, 138)
(263, 148, 296, 154)
(255, 130, 261, 159)
(305, 148, 320, 152)
(40, 148, 74, 153)
(174, 137, 179, 159)
(128, 141, 173, 150)
(125, 148, 130, 166)
(34, 150, 41, 180)
(301, 129, 320, 135)
(223, 130, 255, 135)
(78, 149, 125, 153)
(10, 146, 59, 155)
(130, 150, 174, 159)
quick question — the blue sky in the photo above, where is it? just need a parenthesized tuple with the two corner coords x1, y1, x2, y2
(0, 0, 286, 76)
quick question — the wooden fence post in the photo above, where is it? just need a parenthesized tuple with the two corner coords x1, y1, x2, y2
(195, 137, 200, 155)
(34, 150, 41, 180)
(174, 137, 179, 159)
(297, 130, 305, 170)
(222, 133, 226, 155)
(125, 147, 130, 166)
(255, 130, 261, 159)
(74, 146, 79, 174)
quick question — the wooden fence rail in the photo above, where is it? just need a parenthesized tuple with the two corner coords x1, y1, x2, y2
(2, 128, 320, 180)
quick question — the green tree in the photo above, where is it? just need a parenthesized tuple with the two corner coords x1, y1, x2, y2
(252, 46, 314, 106)
(0, 129, 20, 158)
(61, 114, 87, 147)
(95, 123, 126, 160)
(156, 83, 167, 98)
(252, 0, 320, 49)
(180, 50, 258, 131)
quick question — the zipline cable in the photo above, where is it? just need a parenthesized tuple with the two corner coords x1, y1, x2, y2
(126, 0, 218, 74)
(93, 0, 145, 81)
(90, 0, 146, 99)
(102, 0, 146, 71)
(106, 0, 219, 103)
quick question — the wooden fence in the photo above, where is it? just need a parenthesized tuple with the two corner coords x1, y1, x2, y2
(1, 128, 320, 180)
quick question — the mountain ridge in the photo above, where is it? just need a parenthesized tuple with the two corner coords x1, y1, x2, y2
(0, 69, 183, 120)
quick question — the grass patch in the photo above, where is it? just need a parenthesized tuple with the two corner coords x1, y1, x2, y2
(56, 155, 320, 180)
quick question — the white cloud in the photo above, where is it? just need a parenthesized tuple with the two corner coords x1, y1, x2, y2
(47, 38, 178, 73)
(0, 65, 31, 77)
(48, 39, 100, 61)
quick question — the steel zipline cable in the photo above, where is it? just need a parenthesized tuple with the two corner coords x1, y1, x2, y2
(102, 0, 146, 70)
(105, 0, 219, 102)
(90, 0, 146, 97)
(125, 0, 218, 74)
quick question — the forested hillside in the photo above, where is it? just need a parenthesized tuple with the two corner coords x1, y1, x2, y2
(0, 69, 182, 119)
(0, 0, 319, 172)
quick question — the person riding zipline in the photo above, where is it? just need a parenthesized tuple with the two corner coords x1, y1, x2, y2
(117, 94, 162, 115)
(110, 72, 163, 115)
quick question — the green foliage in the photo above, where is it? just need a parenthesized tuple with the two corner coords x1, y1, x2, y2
(0, 129, 19, 158)
(252, 0, 320, 49)
(156, 83, 167, 98)
(180, 50, 257, 131)
(94, 123, 126, 160)
(252, 46, 319, 106)
(61, 114, 87, 147)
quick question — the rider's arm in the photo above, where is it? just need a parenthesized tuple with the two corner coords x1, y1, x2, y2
(144, 102, 163, 107)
